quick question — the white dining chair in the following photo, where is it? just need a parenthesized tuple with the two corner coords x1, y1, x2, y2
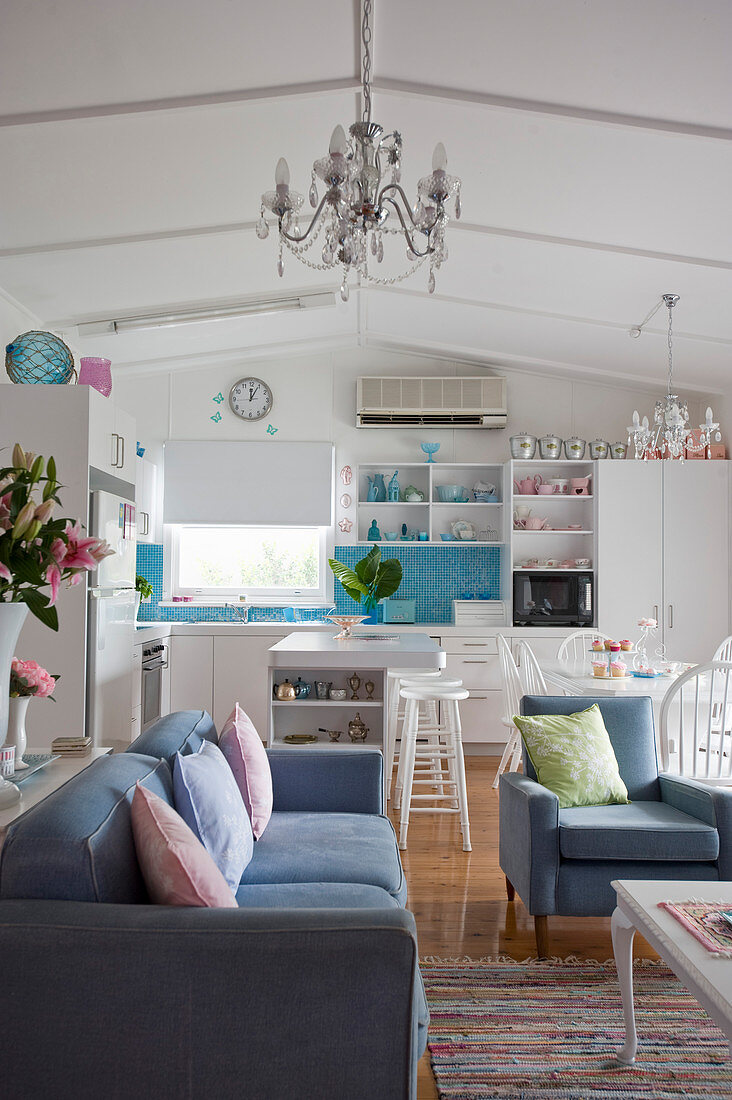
(557, 629, 612, 663)
(713, 635, 732, 662)
(659, 661, 732, 783)
(493, 635, 524, 789)
(515, 640, 549, 696)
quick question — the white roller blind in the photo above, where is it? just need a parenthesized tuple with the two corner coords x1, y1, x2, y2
(164, 441, 334, 525)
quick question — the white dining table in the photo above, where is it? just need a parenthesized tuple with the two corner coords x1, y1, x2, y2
(541, 657, 679, 706)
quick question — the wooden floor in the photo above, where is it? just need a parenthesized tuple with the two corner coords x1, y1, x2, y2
(387, 756, 658, 1100)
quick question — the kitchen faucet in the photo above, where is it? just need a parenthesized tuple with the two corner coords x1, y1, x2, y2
(227, 603, 250, 623)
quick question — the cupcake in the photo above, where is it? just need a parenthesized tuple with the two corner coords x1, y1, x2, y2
(591, 639, 604, 652)
(604, 639, 615, 651)
(619, 640, 632, 651)
(608, 642, 621, 653)
(610, 661, 626, 678)
(591, 661, 607, 678)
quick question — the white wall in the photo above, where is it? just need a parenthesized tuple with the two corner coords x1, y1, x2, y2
(0, 288, 45, 383)
(113, 346, 720, 544)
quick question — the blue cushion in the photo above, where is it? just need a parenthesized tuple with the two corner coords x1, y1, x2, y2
(0, 753, 172, 903)
(559, 801, 719, 861)
(522, 695, 660, 801)
(235, 882, 400, 908)
(557, 859, 720, 916)
(128, 710, 217, 764)
(238, 812, 407, 905)
(173, 741, 253, 891)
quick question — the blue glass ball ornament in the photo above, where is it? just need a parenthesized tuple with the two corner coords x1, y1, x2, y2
(5, 330, 75, 384)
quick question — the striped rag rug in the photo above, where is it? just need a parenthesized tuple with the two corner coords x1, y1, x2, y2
(422, 956, 732, 1098)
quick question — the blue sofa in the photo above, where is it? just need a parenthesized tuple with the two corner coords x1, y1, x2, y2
(0, 711, 428, 1099)
(499, 696, 732, 956)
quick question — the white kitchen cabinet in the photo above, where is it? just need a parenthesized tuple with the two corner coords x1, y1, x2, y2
(88, 398, 136, 480)
(169, 636, 213, 715)
(597, 460, 730, 663)
(131, 644, 143, 739)
(596, 462, 663, 642)
(136, 456, 159, 543)
(663, 461, 729, 661)
(213, 634, 286, 739)
(444, 637, 505, 745)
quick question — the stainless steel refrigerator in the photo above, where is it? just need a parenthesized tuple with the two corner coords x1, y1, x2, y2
(86, 491, 137, 746)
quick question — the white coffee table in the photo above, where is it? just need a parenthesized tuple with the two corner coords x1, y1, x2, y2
(611, 879, 732, 1064)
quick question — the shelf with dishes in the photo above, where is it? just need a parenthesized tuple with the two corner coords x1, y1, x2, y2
(512, 528, 594, 535)
(513, 567, 592, 573)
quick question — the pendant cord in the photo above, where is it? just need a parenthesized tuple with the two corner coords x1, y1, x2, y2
(362, 0, 372, 125)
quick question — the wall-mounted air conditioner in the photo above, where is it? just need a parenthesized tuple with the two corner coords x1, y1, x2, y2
(356, 376, 507, 428)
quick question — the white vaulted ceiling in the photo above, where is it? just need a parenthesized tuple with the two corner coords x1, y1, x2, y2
(0, 0, 730, 391)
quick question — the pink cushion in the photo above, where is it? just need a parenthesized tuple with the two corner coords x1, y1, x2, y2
(218, 704, 273, 840)
(130, 783, 237, 908)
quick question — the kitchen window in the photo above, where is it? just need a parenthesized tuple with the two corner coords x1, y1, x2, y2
(167, 525, 332, 604)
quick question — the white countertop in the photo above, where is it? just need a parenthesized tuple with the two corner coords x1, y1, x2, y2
(134, 621, 577, 642)
(268, 631, 446, 670)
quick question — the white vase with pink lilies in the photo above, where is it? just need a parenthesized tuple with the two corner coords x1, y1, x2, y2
(0, 444, 113, 805)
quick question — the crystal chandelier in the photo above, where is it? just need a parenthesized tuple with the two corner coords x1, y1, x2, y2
(256, 0, 461, 301)
(627, 294, 718, 460)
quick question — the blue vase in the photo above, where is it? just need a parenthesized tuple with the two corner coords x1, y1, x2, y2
(362, 603, 380, 625)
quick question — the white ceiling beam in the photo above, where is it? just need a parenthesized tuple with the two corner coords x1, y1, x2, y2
(0, 78, 361, 128)
(3, 218, 729, 275)
(371, 78, 732, 142)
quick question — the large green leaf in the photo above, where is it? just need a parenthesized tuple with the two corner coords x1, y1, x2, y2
(373, 557, 403, 602)
(23, 588, 59, 631)
(354, 545, 380, 588)
(328, 558, 368, 604)
(8, 555, 45, 587)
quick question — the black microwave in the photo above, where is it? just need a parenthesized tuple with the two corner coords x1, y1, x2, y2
(513, 571, 594, 627)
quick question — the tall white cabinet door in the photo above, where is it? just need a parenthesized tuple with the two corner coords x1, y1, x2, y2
(213, 634, 286, 739)
(596, 462, 663, 641)
(169, 636, 213, 716)
(663, 461, 730, 663)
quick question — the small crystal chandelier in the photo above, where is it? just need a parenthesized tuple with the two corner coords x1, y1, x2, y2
(256, 0, 461, 301)
(627, 293, 718, 460)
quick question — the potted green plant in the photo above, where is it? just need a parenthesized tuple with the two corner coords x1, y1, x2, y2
(135, 573, 153, 621)
(328, 545, 402, 624)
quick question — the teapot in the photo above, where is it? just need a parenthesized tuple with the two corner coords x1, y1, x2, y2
(348, 713, 369, 743)
(513, 475, 542, 496)
(403, 485, 424, 502)
(294, 677, 311, 699)
(274, 678, 297, 701)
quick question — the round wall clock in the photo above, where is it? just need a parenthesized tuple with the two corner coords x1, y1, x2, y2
(228, 377, 273, 421)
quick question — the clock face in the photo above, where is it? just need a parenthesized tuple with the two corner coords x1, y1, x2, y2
(228, 377, 273, 421)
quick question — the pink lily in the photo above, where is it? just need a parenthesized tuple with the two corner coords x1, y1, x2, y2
(46, 561, 61, 606)
(0, 562, 11, 583)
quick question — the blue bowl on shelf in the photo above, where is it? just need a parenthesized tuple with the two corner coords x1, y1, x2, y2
(439, 533, 455, 541)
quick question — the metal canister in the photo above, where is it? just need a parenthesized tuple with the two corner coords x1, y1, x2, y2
(589, 439, 609, 459)
(538, 434, 562, 460)
(610, 441, 627, 460)
(509, 433, 537, 460)
(564, 437, 587, 460)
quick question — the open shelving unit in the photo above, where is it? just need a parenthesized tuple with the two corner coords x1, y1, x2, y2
(355, 462, 508, 545)
(510, 458, 597, 575)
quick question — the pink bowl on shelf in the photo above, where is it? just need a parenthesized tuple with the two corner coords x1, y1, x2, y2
(78, 357, 112, 397)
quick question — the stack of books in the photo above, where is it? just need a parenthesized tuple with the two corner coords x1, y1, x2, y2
(51, 736, 92, 757)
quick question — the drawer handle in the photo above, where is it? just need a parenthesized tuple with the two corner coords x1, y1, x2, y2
(462, 659, 489, 664)
(463, 643, 488, 647)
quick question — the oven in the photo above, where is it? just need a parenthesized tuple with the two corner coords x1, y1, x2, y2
(141, 642, 168, 732)
(513, 571, 594, 627)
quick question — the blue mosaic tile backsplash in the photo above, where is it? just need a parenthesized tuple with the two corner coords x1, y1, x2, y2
(136, 542, 501, 624)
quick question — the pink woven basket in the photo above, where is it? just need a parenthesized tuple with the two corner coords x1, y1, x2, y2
(78, 357, 112, 397)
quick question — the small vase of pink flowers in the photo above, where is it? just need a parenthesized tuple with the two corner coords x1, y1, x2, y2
(7, 658, 59, 769)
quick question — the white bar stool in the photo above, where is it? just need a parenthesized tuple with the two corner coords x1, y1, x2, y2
(397, 682, 471, 853)
(386, 668, 442, 799)
(392, 676, 464, 808)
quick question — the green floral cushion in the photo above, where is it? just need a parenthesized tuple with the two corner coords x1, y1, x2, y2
(512, 704, 630, 809)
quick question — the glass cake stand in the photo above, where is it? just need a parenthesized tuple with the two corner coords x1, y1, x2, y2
(326, 615, 369, 640)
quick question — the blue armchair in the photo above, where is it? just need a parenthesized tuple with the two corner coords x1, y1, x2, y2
(499, 696, 732, 956)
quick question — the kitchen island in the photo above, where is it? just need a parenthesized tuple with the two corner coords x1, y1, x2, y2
(268, 631, 445, 799)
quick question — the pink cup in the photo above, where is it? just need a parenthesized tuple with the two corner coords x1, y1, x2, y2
(525, 516, 549, 530)
(537, 484, 554, 495)
(78, 357, 112, 398)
